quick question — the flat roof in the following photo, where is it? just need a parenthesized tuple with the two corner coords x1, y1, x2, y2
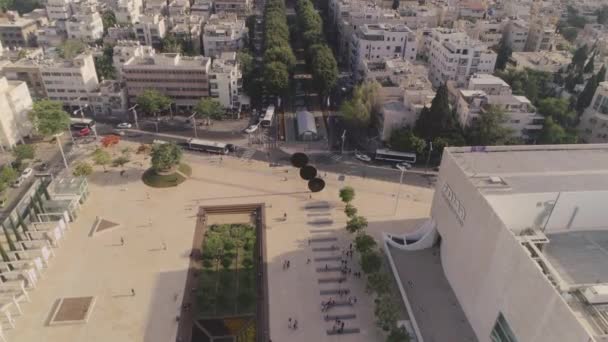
(545, 231, 608, 285)
(447, 145, 608, 193)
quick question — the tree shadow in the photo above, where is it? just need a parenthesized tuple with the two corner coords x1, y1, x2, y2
(86, 166, 145, 186)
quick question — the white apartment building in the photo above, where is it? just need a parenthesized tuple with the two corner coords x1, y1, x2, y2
(209, 52, 242, 108)
(65, 7, 104, 42)
(191, 0, 213, 19)
(36, 24, 66, 48)
(579, 82, 608, 143)
(46, 0, 73, 21)
(39, 52, 100, 112)
(170, 15, 204, 55)
(122, 53, 211, 110)
(467, 73, 511, 95)
(458, 0, 487, 20)
(134, 14, 167, 48)
(426, 28, 497, 87)
(0, 77, 33, 149)
(525, 18, 555, 52)
(350, 24, 417, 75)
(143, 0, 168, 15)
(202, 14, 246, 57)
(213, 0, 251, 18)
(89, 80, 128, 118)
(116, 0, 142, 25)
(398, 144, 608, 342)
(168, 0, 190, 16)
(362, 58, 434, 140)
(0, 12, 40, 48)
(508, 51, 572, 73)
(455, 19, 505, 48)
(397, 5, 440, 30)
(112, 40, 155, 79)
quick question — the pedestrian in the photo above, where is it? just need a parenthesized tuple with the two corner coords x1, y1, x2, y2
(341, 322, 345, 330)
(353, 296, 357, 304)
(120, 237, 124, 246)
(349, 243, 352, 250)
(283, 212, 287, 220)
(307, 258, 311, 264)
(288, 317, 292, 328)
(287, 260, 290, 268)
(162, 242, 167, 250)
(325, 264, 328, 270)
(308, 239, 310, 245)
(293, 320, 298, 329)
(131, 288, 135, 296)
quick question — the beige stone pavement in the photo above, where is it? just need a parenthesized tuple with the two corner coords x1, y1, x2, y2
(4, 142, 433, 342)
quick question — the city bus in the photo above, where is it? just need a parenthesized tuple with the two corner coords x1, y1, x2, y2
(70, 117, 96, 130)
(186, 138, 229, 154)
(260, 105, 275, 128)
(374, 148, 417, 164)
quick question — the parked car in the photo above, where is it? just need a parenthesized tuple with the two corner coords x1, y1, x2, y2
(12, 177, 24, 188)
(395, 162, 412, 171)
(36, 163, 49, 172)
(116, 122, 132, 129)
(354, 151, 371, 162)
(21, 167, 33, 179)
(226, 144, 237, 152)
(79, 127, 91, 137)
(245, 124, 259, 134)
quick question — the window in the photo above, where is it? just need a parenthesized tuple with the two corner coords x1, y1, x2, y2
(491, 313, 518, 342)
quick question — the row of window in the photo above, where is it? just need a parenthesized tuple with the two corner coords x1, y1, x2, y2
(46, 88, 87, 94)
(126, 78, 208, 84)
(123, 70, 207, 75)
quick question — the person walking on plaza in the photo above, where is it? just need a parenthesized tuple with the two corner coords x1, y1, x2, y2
(288, 317, 292, 328)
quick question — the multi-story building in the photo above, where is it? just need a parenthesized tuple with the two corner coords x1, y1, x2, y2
(143, 0, 168, 15)
(0, 12, 39, 48)
(133, 14, 167, 48)
(503, 18, 529, 52)
(579, 82, 608, 143)
(37, 24, 66, 48)
(89, 80, 128, 118)
(455, 19, 505, 48)
(425, 28, 497, 87)
(525, 18, 555, 52)
(122, 53, 211, 111)
(213, 0, 251, 18)
(202, 14, 246, 57)
(104, 26, 136, 44)
(508, 51, 571, 73)
(397, 5, 440, 30)
(578, 24, 608, 58)
(0, 77, 33, 149)
(46, 0, 73, 21)
(362, 58, 435, 140)
(65, 7, 104, 42)
(39, 52, 100, 112)
(350, 24, 417, 75)
(209, 52, 242, 109)
(191, 0, 213, 19)
(168, 0, 190, 16)
(458, 0, 487, 20)
(170, 15, 204, 55)
(467, 73, 511, 95)
(2, 59, 47, 99)
(112, 40, 155, 78)
(116, 0, 143, 25)
(399, 144, 608, 342)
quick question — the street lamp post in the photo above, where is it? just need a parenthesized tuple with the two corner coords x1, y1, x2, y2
(128, 104, 139, 129)
(425, 141, 433, 173)
(341, 130, 346, 155)
(54, 133, 69, 170)
(393, 168, 405, 215)
(189, 112, 198, 138)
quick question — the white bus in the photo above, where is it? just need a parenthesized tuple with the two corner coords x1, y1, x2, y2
(186, 138, 229, 154)
(260, 105, 275, 127)
(375, 148, 417, 163)
(70, 117, 96, 130)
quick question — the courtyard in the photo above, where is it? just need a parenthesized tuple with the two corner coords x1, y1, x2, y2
(4, 141, 433, 342)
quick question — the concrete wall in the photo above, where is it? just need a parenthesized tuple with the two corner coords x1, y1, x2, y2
(431, 150, 593, 342)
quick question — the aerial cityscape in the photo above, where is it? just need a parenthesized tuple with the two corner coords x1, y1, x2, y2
(0, 0, 605, 341)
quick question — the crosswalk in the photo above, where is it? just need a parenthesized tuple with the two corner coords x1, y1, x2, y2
(240, 148, 256, 161)
(329, 153, 343, 162)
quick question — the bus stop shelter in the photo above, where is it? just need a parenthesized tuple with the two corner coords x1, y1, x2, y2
(296, 110, 318, 141)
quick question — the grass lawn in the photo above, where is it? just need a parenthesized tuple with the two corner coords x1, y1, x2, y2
(141, 163, 192, 188)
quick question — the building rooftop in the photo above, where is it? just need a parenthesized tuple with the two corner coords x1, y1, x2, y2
(468, 73, 509, 87)
(124, 53, 210, 69)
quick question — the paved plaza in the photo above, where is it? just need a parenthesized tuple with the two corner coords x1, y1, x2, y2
(4, 142, 433, 342)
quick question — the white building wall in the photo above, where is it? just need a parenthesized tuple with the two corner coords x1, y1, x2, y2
(432, 151, 595, 342)
(65, 11, 104, 42)
(0, 78, 33, 148)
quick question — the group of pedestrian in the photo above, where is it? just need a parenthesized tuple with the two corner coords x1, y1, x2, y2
(331, 319, 345, 334)
(321, 298, 336, 312)
(287, 317, 298, 330)
(282, 260, 291, 269)
(347, 296, 358, 305)
(337, 288, 350, 297)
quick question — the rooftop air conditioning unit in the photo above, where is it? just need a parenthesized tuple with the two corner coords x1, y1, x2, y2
(582, 285, 608, 304)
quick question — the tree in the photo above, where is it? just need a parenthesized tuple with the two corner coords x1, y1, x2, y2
(571, 45, 589, 72)
(368, 272, 391, 294)
(12, 144, 35, 161)
(599, 5, 608, 25)
(576, 75, 599, 113)
(94, 45, 116, 80)
(392, 0, 400, 9)
(387, 326, 410, 342)
(113, 156, 130, 168)
(355, 234, 377, 255)
(361, 250, 382, 274)
(3, 0, 42, 14)
(136, 89, 172, 117)
(150, 142, 182, 172)
(389, 127, 426, 154)
(92, 148, 111, 171)
(264, 46, 296, 70)
(58, 39, 87, 59)
(344, 203, 357, 217)
(467, 106, 513, 146)
(0, 166, 17, 192)
(221, 253, 233, 270)
(538, 97, 576, 126)
(29, 100, 71, 136)
(584, 54, 595, 74)
(415, 84, 461, 141)
(72, 162, 93, 177)
(598, 65, 607, 82)
(538, 117, 577, 144)
(195, 98, 224, 124)
(341, 81, 381, 129)
(311, 45, 338, 97)
(339, 186, 355, 204)
(560, 27, 578, 43)
(160, 33, 183, 53)
(263, 62, 289, 96)
(101, 10, 117, 33)
(375, 294, 398, 332)
(495, 39, 512, 71)
(346, 215, 368, 234)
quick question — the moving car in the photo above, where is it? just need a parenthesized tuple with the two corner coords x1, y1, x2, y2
(354, 151, 371, 162)
(244, 124, 259, 134)
(12, 177, 24, 188)
(21, 167, 33, 179)
(78, 127, 91, 137)
(117, 122, 132, 129)
(395, 162, 412, 171)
